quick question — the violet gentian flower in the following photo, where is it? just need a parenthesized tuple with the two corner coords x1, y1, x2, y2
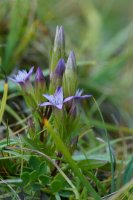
(40, 87, 74, 110)
(39, 87, 91, 110)
(9, 67, 36, 108)
(9, 67, 34, 85)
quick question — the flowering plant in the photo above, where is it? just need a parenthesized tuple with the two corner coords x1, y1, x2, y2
(8, 26, 101, 199)
(9, 26, 91, 145)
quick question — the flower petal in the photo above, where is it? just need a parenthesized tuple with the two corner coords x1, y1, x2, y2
(64, 96, 75, 103)
(8, 77, 18, 83)
(26, 66, 34, 80)
(39, 102, 52, 107)
(43, 94, 53, 102)
(75, 89, 83, 96)
(55, 104, 63, 109)
(8, 77, 24, 84)
(54, 87, 63, 103)
(76, 94, 92, 99)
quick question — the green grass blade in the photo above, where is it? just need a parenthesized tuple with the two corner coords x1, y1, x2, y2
(123, 155, 133, 184)
(90, 119, 133, 134)
(109, 179, 133, 200)
(92, 97, 115, 192)
(98, 21, 133, 60)
(0, 81, 8, 123)
(3, 0, 30, 73)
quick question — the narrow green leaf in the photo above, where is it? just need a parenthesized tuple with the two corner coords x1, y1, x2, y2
(0, 81, 8, 123)
(92, 97, 116, 192)
(78, 159, 107, 170)
(123, 156, 133, 184)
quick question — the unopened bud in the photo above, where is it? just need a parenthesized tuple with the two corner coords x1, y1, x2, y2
(35, 67, 46, 103)
(50, 59, 65, 92)
(66, 50, 76, 70)
(55, 58, 65, 77)
(50, 26, 65, 77)
(63, 51, 77, 97)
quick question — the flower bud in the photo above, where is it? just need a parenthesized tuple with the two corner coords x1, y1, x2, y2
(66, 50, 76, 70)
(35, 67, 46, 103)
(53, 26, 59, 52)
(53, 26, 65, 54)
(50, 26, 65, 79)
(35, 67, 45, 83)
(59, 26, 65, 55)
(50, 58, 65, 93)
(63, 51, 77, 97)
(55, 58, 66, 77)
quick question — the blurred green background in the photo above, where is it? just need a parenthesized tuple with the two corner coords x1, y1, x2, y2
(0, 0, 133, 132)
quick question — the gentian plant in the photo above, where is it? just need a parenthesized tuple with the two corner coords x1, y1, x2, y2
(7, 26, 103, 200)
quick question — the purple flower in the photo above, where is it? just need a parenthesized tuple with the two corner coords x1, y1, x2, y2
(9, 67, 35, 100)
(39, 87, 74, 110)
(39, 87, 91, 110)
(9, 67, 34, 85)
(64, 89, 91, 102)
(75, 89, 92, 99)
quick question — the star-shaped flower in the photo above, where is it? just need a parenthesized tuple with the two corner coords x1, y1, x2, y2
(39, 87, 92, 110)
(9, 67, 34, 84)
(39, 87, 67, 110)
